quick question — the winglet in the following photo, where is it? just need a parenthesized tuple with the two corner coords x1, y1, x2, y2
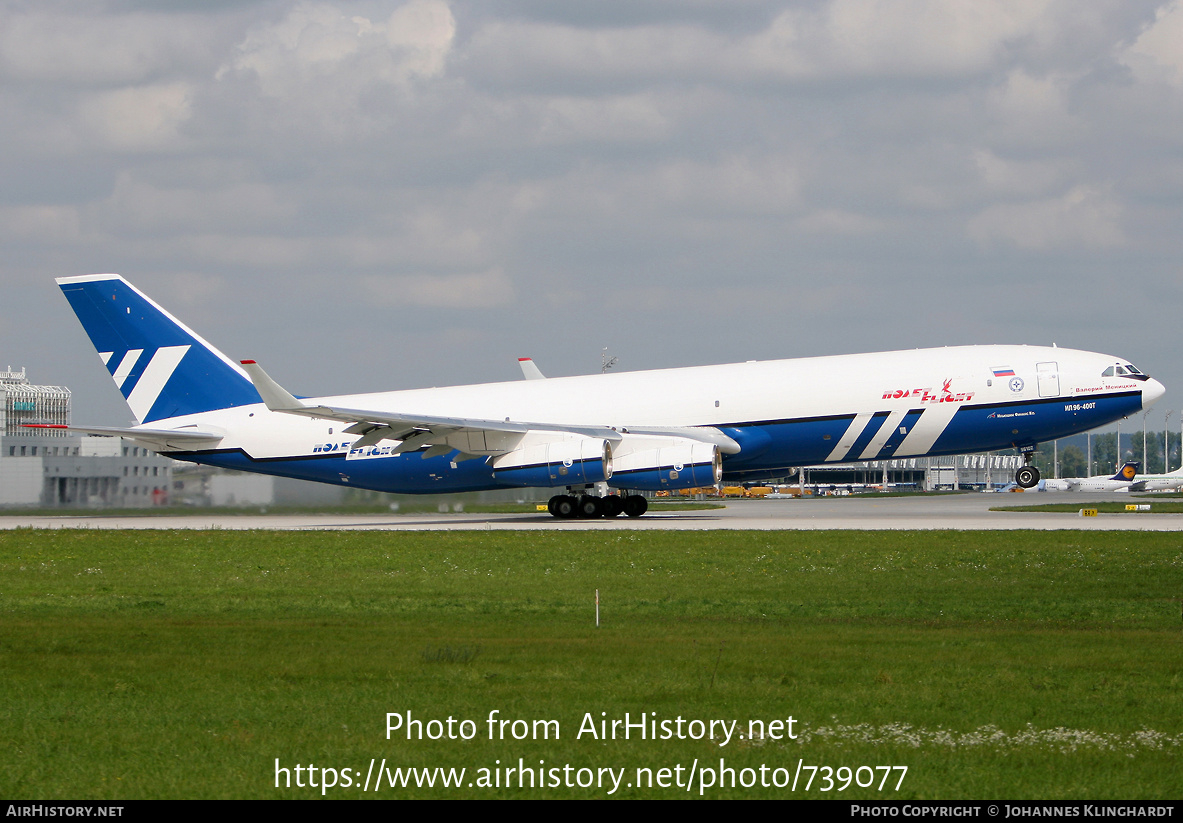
(240, 360, 303, 411)
(518, 357, 546, 380)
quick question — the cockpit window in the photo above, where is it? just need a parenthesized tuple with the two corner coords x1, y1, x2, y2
(1104, 363, 1149, 380)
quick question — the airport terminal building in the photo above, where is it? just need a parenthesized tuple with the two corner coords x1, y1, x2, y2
(798, 453, 1025, 492)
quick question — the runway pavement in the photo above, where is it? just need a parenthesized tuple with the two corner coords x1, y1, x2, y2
(2, 493, 1180, 531)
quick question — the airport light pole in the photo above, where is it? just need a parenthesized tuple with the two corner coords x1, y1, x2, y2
(1115, 420, 1121, 471)
(1167, 410, 1174, 472)
(1143, 413, 1149, 472)
(1086, 432, 1092, 477)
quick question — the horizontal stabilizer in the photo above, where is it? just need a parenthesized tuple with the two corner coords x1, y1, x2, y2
(23, 423, 224, 452)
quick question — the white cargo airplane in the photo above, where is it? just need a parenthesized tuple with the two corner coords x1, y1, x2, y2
(39, 274, 1165, 518)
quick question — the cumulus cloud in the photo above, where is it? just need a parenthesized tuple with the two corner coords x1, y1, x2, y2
(794, 209, 884, 236)
(967, 186, 1125, 250)
(972, 150, 1065, 197)
(651, 155, 802, 216)
(525, 155, 803, 225)
(0, 205, 82, 243)
(531, 95, 671, 145)
(0, 9, 220, 85)
(77, 82, 193, 152)
(466, 0, 1056, 89)
(984, 70, 1082, 148)
(359, 268, 513, 309)
(219, 0, 456, 96)
(1119, 0, 1183, 86)
(93, 173, 298, 235)
(463, 21, 725, 89)
(3, 0, 1182, 419)
(750, 0, 1055, 78)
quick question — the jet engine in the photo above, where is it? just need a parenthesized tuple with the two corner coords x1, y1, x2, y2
(491, 431, 613, 487)
(606, 434, 722, 491)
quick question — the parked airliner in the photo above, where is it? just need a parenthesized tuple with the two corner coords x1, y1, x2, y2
(1128, 466, 1183, 492)
(1041, 462, 1139, 492)
(1043, 461, 1183, 493)
(41, 274, 1165, 518)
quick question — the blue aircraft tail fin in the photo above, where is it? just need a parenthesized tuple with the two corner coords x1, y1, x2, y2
(57, 274, 261, 423)
(1110, 461, 1139, 481)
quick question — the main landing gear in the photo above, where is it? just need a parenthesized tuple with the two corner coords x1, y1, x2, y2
(1015, 447, 1040, 489)
(547, 493, 648, 519)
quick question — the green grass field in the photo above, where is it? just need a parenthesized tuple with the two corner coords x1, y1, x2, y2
(1, 528, 1180, 799)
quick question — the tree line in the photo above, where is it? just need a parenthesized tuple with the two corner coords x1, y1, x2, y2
(1032, 431, 1182, 478)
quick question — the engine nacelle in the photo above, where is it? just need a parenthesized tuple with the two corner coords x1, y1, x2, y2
(607, 434, 721, 491)
(491, 431, 612, 488)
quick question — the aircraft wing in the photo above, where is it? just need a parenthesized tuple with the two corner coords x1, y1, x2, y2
(239, 360, 630, 459)
(270, 400, 534, 437)
(239, 360, 740, 459)
(23, 423, 224, 452)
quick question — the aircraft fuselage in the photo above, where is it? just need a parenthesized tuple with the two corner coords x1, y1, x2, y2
(163, 346, 1157, 492)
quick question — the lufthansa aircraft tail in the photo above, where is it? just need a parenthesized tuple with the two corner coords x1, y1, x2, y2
(1111, 461, 1139, 482)
(57, 274, 260, 424)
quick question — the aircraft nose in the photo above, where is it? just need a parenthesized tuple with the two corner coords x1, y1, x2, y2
(1142, 377, 1166, 410)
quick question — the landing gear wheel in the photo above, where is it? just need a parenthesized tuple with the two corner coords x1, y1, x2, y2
(576, 495, 602, 518)
(551, 495, 577, 519)
(623, 495, 648, 518)
(601, 495, 625, 517)
(1015, 466, 1040, 489)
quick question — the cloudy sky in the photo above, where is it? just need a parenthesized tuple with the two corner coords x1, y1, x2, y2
(3, 0, 1182, 433)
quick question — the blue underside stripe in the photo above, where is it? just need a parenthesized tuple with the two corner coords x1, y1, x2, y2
(172, 390, 1145, 494)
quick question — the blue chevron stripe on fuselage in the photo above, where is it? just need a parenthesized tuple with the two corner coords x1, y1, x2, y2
(718, 389, 1142, 482)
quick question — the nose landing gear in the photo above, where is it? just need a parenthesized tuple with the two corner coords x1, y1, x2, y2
(1015, 465, 1040, 488)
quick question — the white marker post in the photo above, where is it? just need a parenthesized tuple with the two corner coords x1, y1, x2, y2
(596, 589, 600, 628)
